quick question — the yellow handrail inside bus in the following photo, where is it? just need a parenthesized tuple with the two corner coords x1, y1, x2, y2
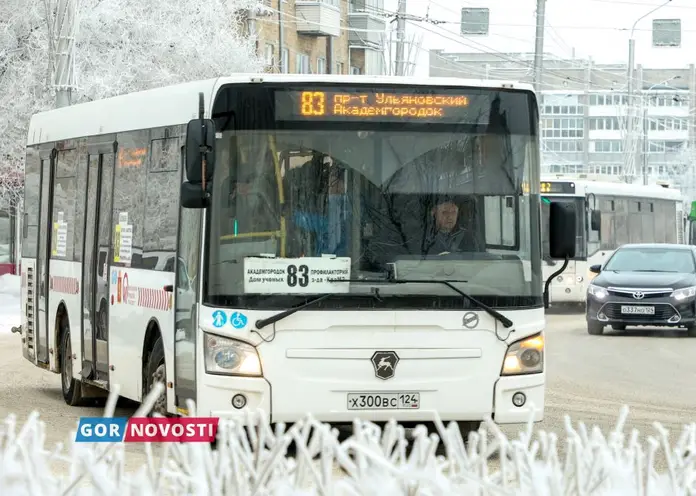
(267, 134, 287, 257)
(219, 135, 287, 256)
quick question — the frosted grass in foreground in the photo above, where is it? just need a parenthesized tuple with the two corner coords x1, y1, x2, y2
(0, 384, 695, 495)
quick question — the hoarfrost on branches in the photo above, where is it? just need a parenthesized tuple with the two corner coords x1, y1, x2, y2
(1, 384, 696, 495)
(0, 0, 264, 208)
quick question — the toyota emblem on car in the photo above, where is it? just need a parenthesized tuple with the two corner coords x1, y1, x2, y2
(632, 291, 645, 300)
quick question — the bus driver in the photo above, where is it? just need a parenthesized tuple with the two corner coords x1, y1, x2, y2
(426, 199, 483, 255)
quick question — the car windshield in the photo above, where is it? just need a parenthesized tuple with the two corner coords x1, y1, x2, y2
(604, 247, 695, 273)
(203, 83, 542, 310)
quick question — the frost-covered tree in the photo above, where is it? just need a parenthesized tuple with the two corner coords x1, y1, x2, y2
(0, 0, 264, 208)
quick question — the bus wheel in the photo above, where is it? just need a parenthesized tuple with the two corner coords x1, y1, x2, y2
(60, 322, 83, 406)
(145, 336, 167, 416)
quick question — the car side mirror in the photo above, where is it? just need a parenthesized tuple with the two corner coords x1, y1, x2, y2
(589, 264, 601, 274)
(548, 201, 577, 259)
(591, 210, 601, 231)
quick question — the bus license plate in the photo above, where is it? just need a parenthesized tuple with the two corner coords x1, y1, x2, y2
(621, 305, 655, 315)
(347, 392, 420, 410)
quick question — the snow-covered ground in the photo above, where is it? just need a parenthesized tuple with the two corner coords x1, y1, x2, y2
(0, 274, 20, 334)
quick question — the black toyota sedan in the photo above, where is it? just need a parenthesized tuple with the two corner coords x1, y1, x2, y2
(586, 243, 696, 336)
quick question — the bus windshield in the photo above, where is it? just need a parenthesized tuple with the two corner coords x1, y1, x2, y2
(204, 84, 542, 309)
(541, 196, 586, 259)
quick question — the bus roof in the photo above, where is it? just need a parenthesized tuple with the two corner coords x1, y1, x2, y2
(27, 74, 535, 146)
(540, 175, 683, 201)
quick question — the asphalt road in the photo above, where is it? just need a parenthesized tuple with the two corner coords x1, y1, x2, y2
(1, 312, 695, 475)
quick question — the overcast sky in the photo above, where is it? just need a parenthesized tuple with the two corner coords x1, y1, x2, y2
(382, 0, 696, 77)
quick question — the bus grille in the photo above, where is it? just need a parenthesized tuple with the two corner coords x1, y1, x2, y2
(25, 267, 35, 357)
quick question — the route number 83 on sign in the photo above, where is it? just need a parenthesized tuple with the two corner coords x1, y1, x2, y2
(286, 264, 309, 287)
(243, 256, 353, 294)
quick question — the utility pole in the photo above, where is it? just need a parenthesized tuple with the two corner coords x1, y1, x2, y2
(690, 64, 696, 199)
(626, 0, 672, 182)
(532, 0, 546, 93)
(53, 0, 78, 108)
(395, 0, 406, 76)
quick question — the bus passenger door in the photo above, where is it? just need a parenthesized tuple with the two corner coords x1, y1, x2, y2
(36, 153, 55, 366)
(81, 153, 114, 383)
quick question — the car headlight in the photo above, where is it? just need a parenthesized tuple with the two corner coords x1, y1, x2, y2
(501, 333, 543, 376)
(587, 284, 608, 300)
(671, 286, 696, 301)
(204, 333, 262, 376)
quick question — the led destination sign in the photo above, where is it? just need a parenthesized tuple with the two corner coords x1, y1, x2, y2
(274, 88, 491, 124)
(540, 181, 575, 194)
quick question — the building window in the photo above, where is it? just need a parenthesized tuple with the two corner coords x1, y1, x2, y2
(350, 66, 361, 75)
(541, 117, 584, 138)
(543, 140, 583, 152)
(317, 57, 326, 74)
(265, 43, 274, 68)
(592, 140, 623, 153)
(336, 62, 344, 74)
(296, 53, 310, 74)
(281, 48, 289, 73)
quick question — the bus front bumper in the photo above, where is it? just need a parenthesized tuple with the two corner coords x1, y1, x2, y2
(196, 372, 544, 426)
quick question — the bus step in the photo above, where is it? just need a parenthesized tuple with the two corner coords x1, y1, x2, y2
(83, 378, 108, 389)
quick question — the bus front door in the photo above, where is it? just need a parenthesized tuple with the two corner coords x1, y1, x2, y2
(36, 153, 55, 366)
(80, 152, 114, 383)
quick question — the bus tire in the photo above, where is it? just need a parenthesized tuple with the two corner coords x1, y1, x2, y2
(60, 322, 84, 406)
(145, 335, 167, 416)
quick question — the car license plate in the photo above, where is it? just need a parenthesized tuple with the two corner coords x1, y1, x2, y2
(347, 392, 420, 410)
(621, 305, 655, 315)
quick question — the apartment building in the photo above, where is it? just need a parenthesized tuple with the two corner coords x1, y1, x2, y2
(246, 0, 388, 76)
(428, 50, 696, 195)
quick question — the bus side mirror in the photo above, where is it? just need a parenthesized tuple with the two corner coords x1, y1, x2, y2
(185, 119, 216, 184)
(590, 210, 601, 231)
(549, 202, 576, 259)
(589, 264, 601, 274)
(181, 181, 210, 209)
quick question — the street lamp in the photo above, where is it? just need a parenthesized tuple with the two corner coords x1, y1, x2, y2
(640, 76, 682, 185)
(626, 0, 672, 183)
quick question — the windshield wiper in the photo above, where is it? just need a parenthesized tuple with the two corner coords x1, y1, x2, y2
(255, 293, 334, 330)
(329, 278, 514, 328)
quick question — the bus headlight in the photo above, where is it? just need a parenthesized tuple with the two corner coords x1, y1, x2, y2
(204, 333, 262, 376)
(501, 333, 544, 376)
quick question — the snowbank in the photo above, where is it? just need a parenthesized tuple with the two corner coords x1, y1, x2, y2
(0, 384, 695, 495)
(0, 274, 20, 334)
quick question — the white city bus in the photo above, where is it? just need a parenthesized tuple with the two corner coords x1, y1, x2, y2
(541, 175, 684, 307)
(17, 75, 575, 434)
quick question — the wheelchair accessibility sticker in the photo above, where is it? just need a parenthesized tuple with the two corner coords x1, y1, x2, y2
(230, 312, 248, 329)
(212, 310, 227, 328)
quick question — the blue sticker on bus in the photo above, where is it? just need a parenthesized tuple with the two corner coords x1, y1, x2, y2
(230, 312, 248, 329)
(212, 310, 227, 328)
(111, 270, 117, 285)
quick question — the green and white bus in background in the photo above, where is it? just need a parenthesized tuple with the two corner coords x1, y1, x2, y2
(540, 175, 684, 307)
